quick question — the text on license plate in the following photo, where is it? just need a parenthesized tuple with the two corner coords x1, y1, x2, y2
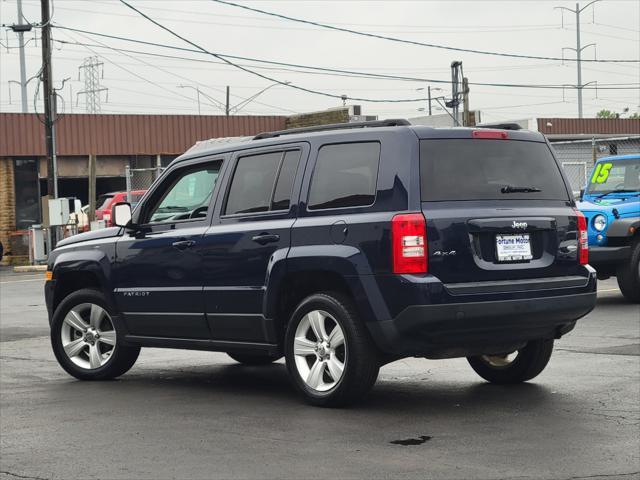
(495, 234, 532, 261)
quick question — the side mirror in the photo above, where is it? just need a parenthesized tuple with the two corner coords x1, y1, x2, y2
(579, 188, 585, 201)
(112, 202, 133, 228)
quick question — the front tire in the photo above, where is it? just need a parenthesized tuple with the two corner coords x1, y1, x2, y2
(51, 288, 140, 380)
(617, 240, 640, 303)
(467, 338, 554, 384)
(285, 292, 379, 407)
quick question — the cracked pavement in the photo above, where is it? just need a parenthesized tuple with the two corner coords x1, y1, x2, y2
(1, 268, 638, 480)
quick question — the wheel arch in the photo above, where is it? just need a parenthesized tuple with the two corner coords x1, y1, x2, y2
(264, 254, 383, 344)
(51, 250, 115, 317)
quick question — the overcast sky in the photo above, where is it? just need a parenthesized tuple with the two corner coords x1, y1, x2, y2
(1, 0, 638, 122)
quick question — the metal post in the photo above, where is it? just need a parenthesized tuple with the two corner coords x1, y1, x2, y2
(16, 0, 28, 112)
(427, 86, 432, 116)
(225, 86, 230, 116)
(576, 3, 583, 118)
(88, 155, 96, 222)
(156, 154, 162, 180)
(125, 165, 132, 203)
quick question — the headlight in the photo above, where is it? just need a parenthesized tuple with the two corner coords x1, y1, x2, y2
(593, 214, 607, 232)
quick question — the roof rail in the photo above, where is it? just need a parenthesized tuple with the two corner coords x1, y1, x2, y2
(476, 123, 523, 131)
(253, 118, 411, 140)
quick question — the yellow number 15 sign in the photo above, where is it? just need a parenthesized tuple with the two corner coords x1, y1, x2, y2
(591, 163, 613, 184)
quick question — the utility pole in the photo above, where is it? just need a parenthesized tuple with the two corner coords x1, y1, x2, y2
(41, 0, 57, 199)
(446, 61, 463, 126)
(77, 57, 107, 113)
(225, 86, 230, 116)
(10, 0, 31, 112)
(556, 1, 599, 118)
(462, 77, 470, 127)
(428, 86, 432, 116)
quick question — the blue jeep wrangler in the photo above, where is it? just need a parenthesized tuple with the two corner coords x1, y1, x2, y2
(577, 154, 640, 303)
(45, 120, 597, 406)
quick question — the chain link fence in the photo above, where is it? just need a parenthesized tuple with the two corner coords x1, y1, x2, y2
(125, 166, 165, 203)
(550, 136, 640, 196)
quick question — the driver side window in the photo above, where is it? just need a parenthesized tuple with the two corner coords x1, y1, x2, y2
(146, 162, 220, 225)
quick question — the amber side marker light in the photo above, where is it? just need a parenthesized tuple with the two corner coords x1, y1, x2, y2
(630, 226, 636, 235)
(45, 271, 53, 281)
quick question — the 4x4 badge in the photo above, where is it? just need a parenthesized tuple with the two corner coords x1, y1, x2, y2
(512, 221, 528, 229)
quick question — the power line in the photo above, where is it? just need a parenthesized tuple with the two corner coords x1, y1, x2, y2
(83, 3, 431, 104)
(210, 0, 640, 63)
(50, 28, 640, 92)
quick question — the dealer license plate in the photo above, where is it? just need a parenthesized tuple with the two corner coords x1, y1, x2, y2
(495, 234, 532, 262)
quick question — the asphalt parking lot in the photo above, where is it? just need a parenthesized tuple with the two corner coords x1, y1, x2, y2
(1, 267, 638, 480)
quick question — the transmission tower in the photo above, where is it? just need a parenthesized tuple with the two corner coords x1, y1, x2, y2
(77, 56, 108, 113)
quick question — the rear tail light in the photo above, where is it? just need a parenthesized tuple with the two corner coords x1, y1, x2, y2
(574, 209, 588, 265)
(392, 213, 427, 274)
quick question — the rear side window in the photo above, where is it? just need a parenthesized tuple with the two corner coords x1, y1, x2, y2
(271, 150, 301, 211)
(420, 139, 570, 201)
(225, 150, 301, 215)
(308, 142, 380, 210)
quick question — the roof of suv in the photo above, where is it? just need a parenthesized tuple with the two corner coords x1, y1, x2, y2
(175, 120, 547, 165)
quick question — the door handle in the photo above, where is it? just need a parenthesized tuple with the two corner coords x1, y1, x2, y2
(251, 233, 280, 245)
(172, 239, 195, 250)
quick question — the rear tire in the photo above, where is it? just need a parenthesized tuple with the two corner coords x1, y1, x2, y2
(51, 288, 140, 381)
(227, 353, 281, 365)
(467, 338, 554, 384)
(616, 240, 640, 303)
(285, 292, 379, 407)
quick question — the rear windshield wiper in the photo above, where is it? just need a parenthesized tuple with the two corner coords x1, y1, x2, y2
(595, 189, 638, 199)
(501, 185, 542, 194)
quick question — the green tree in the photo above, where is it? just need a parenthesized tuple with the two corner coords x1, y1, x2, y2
(596, 109, 620, 119)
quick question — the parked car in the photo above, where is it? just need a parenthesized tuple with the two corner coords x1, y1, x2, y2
(577, 154, 640, 302)
(95, 190, 146, 227)
(44, 120, 596, 406)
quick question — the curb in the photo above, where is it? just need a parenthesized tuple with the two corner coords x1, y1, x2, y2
(13, 265, 47, 273)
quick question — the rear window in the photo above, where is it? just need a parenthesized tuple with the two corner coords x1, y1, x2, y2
(420, 139, 570, 201)
(96, 195, 114, 209)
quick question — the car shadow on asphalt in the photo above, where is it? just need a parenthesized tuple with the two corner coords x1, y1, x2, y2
(50, 360, 556, 414)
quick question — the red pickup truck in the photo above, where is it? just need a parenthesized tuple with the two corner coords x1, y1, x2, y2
(95, 191, 146, 226)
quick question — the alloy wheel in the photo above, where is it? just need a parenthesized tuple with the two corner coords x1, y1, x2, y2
(481, 352, 518, 368)
(293, 310, 346, 392)
(60, 303, 116, 369)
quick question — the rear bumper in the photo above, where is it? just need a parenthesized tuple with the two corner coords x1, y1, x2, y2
(588, 245, 631, 265)
(364, 268, 597, 358)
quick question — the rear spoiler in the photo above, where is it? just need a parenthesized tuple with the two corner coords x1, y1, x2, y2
(476, 123, 522, 131)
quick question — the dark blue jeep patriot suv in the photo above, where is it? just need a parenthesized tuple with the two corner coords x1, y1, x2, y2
(45, 120, 597, 406)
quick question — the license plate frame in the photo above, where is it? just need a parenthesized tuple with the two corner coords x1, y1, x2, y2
(495, 234, 533, 262)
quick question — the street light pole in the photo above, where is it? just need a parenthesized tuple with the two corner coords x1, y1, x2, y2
(178, 84, 201, 115)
